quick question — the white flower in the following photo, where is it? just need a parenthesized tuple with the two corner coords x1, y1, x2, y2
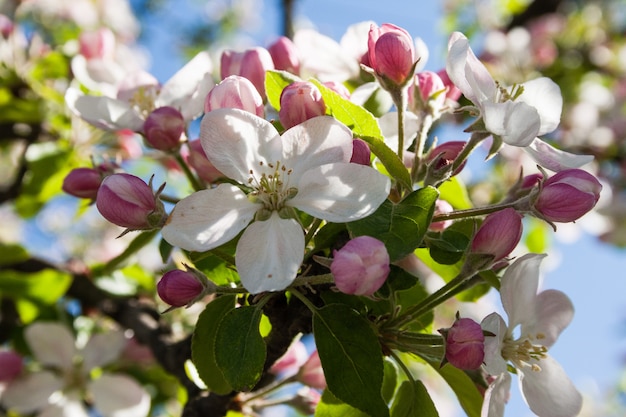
(446, 32, 592, 171)
(65, 51, 213, 131)
(480, 254, 582, 417)
(162, 108, 391, 294)
(0, 322, 150, 417)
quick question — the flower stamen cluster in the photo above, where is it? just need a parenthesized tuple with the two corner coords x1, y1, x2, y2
(501, 334, 548, 372)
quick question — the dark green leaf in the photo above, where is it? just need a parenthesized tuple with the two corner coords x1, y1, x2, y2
(381, 358, 399, 403)
(0, 244, 29, 267)
(348, 187, 438, 261)
(215, 305, 266, 391)
(192, 295, 236, 394)
(159, 238, 174, 264)
(391, 380, 439, 417)
(313, 304, 388, 417)
(394, 276, 433, 332)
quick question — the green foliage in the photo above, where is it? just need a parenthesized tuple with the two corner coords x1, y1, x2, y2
(348, 187, 439, 261)
(313, 304, 389, 417)
(265, 70, 302, 111)
(315, 389, 371, 417)
(192, 295, 236, 395)
(215, 305, 267, 391)
(391, 380, 439, 417)
(426, 219, 475, 265)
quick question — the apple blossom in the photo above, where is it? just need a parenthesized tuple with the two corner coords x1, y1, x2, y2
(533, 168, 602, 223)
(446, 32, 593, 170)
(481, 254, 582, 417)
(0, 322, 150, 417)
(278, 81, 327, 129)
(162, 108, 390, 294)
(330, 235, 390, 296)
(204, 75, 264, 117)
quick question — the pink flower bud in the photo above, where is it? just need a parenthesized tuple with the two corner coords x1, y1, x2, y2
(411, 71, 446, 110)
(427, 141, 467, 176)
(186, 139, 224, 184)
(437, 69, 462, 102)
(368, 23, 415, 86)
(270, 340, 308, 375)
(470, 208, 523, 262)
(331, 236, 390, 296)
(350, 139, 371, 166)
(62, 167, 104, 200)
(429, 199, 454, 231)
(79, 28, 116, 60)
(205, 75, 264, 117)
(322, 81, 351, 100)
(96, 173, 165, 230)
(143, 107, 185, 151)
(278, 81, 326, 129)
(220, 47, 275, 99)
(438, 316, 485, 370)
(286, 387, 321, 415)
(521, 173, 544, 190)
(0, 14, 14, 38)
(268, 36, 300, 75)
(0, 351, 23, 382)
(534, 169, 602, 223)
(157, 269, 206, 308)
(297, 350, 326, 390)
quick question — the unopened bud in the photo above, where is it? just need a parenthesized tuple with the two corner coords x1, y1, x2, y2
(427, 141, 467, 177)
(186, 139, 224, 184)
(205, 75, 264, 117)
(96, 173, 166, 231)
(157, 268, 208, 308)
(268, 36, 300, 75)
(438, 315, 485, 370)
(323, 81, 351, 99)
(279, 81, 326, 129)
(220, 47, 275, 99)
(469, 208, 523, 268)
(429, 199, 454, 231)
(331, 236, 390, 296)
(367, 23, 416, 87)
(297, 350, 326, 390)
(410, 71, 446, 112)
(0, 351, 23, 382)
(350, 139, 371, 166)
(62, 167, 105, 200)
(143, 107, 185, 151)
(270, 339, 308, 375)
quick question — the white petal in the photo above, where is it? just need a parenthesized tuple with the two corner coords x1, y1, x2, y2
(481, 372, 511, 417)
(518, 77, 562, 135)
(483, 101, 540, 147)
(446, 32, 496, 105)
(294, 28, 360, 82)
(161, 184, 257, 252)
(156, 51, 212, 115)
(481, 312, 508, 376)
(70, 55, 125, 95)
(289, 163, 390, 223)
(350, 82, 393, 113)
(500, 254, 546, 330)
(82, 330, 126, 370)
(281, 116, 352, 181)
(38, 392, 90, 417)
(200, 108, 282, 182)
(339, 21, 373, 61)
(525, 138, 594, 171)
(379, 112, 421, 152)
(236, 212, 304, 293)
(90, 373, 151, 417)
(523, 289, 574, 349)
(1, 371, 63, 413)
(25, 322, 76, 369)
(519, 356, 582, 417)
(65, 88, 144, 131)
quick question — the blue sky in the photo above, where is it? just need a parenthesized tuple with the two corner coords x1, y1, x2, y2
(134, 1, 626, 415)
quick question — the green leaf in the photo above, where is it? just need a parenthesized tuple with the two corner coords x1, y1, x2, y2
(347, 187, 438, 261)
(311, 79, 412, 190)
(0, 269, 72, 304)
(192, 295, 236, 395)
(381, 358, 399, 403)
(394, 274, 433, 332)
(427, 219, 475, 265)
(391, 380, 439, 417)
(438, 176, 472, 210)
(313, 304, 388, 417)
(0, 244, 29, 267)
(433, 365, 483, 417)
(315, 389, 371, 417)
(265, 70, 302, 111)
(215, 305, 266, 391)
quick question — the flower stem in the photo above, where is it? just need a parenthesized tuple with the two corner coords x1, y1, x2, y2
(450, 130, 490, 174)
(431, 200, 519, 223)
(174, 152, 205, 192)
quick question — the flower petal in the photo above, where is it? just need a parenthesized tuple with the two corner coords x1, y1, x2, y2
(82, 330, 127, 370)
(483, 101, 540, 147)
(162, 184, 257, 252)
(1, 371, 63, 413)
(200, 108, 282, 182)
(38, 392, 90, 417)
(481, 372, 511, 417)
(523, 289, 574, 349)
(481, 312, 508, 376)
(446, 32, 496, 105)
(281, 116, 352, 181)
(65, 88, 144, 131)
(289, 163, 390, 223)
(518, 77, 562, 135)
(294, 28, 360, 82)
(157, 51, 213, 122)
(90, 373, 151, 417)
(519, 356, 582, 417)
(525, 138, 594, 171)
(25, 322, 76, 369)
(500, 253, 546, 330)
(236, 212, 304, 293)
